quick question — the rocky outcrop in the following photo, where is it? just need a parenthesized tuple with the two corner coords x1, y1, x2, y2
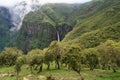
(0, 7, 13, 50)
(0, 3, 81, 52)
(11, 22, 72, 53)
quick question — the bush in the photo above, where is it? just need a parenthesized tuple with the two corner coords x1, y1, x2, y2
(0, 47, 23, 66)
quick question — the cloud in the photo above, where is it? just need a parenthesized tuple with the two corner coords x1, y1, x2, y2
(0, 0, 91, 6)
(40, 0, 91, 4)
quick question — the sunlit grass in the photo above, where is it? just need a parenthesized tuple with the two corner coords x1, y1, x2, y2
(0, 65, 120, 80)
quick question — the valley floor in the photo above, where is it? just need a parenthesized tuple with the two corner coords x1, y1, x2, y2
(0, 65, 120, 80)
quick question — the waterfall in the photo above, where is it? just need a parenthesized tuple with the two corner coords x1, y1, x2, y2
(57, 31, 60, 42)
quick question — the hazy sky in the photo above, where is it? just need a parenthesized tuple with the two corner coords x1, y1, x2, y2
(0, 0, 92, 6)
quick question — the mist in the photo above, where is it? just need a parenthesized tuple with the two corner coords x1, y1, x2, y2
(0, 0, 92, 6)
(0, 0, 91, 32)
(9, 0, 41, 31)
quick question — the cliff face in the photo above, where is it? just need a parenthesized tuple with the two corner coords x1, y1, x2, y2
(12, 22, 72, 53)
(0, 7, 12, 27)
(0, 7, 13, 50)
(0, 3, 79, 52)
(2, 0, 120, 53)
(4, 2, 100, 52)
(10, 4, 76, 52)
(0, 0, 40, 50)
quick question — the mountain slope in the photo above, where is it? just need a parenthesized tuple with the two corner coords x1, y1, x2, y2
(0, 7, 13, 50)
(1, 0, 120, 52)
(63, 0, 120, 48)
(9, 3, 82, 52)
(14, 2, 112, 52)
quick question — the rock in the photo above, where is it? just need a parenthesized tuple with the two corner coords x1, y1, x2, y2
(0, 73, 14, 77)
(27, 74, 33, 77)
(37, 75, 46, 79)
(23, 77, 29, 80)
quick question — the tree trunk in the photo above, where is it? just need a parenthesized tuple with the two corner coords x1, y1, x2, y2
(102, 64, 106, 70)
(56, 61, 60, 69)
(108, 65, 110, 70)
(16, 72, 19, 80)
(34, 65, 38, 70)
(38, 64, 43, 73)
(73, 68, 84, 80)
(90, 65, 94, 71)
(30, 66, 33, 74)
(80, 74, 84, 80)
(47, 63, 50, 70)
(112, 68, 116, 73)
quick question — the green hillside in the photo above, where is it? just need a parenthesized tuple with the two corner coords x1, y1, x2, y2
(63, 0, 120, 48)
(5, 0, 120, 53)
(10, 1, 104, 52)
(0, 7, 12, 50)
(1, 0, 120, 80)
(10, 3, 83, 52)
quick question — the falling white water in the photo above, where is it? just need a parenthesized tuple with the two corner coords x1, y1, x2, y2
(8, 0, 41, 32)
(57, 31, 60, 42)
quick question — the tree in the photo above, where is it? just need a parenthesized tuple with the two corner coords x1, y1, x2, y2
(97, 40, 120, 72)
(44, 48, 55, 70)
(27, 49, 44, 73)
(15, 56, 25, 80)
(47, 41, 64, 69)
(64, 45, 82, 73)
(64, 44, 84, 80)
(0, 47, 23, 66)
(82, 48, 99, 70)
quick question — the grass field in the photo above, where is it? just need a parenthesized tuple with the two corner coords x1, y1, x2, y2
(0, 65, 120, 80)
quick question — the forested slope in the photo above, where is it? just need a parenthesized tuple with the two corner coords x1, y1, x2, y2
(63, 0, 120, 48)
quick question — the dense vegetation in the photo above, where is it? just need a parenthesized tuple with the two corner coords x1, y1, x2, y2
(0, 7, 13, 50)
(9, 0, 120, 53)
(9, 3, 80, 53)
(63, 0, 120, 48)
(0, 40, 120, 80)
(0, 0, 120, 80)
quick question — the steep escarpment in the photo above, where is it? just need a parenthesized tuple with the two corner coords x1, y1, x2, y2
(16, 2, 105, 52)
(10, 4, 76, 52)
(0, 0, 41, 51)
(1, 0, 120, 53)
(0, 7, 13, 50)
